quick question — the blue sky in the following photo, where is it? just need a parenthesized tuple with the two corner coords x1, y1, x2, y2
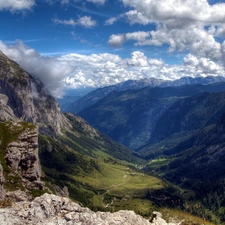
(0, 1, 158, 57)
(1, 0, 225, 97)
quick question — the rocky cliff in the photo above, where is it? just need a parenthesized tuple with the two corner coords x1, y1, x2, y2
(0, 51, 66, 136)
(0, 121, 45, 201)
(0, 193, 177, 225)
(5, 123, 41, 182)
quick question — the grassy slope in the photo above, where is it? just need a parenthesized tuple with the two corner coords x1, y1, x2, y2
(38, 119, 216, 224)
(39, 126, 165, 215)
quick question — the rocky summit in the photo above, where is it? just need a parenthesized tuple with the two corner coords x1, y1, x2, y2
(0, 193, 178, 225)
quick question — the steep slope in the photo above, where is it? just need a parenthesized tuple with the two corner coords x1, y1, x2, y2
(0, 51, 66, 136)
(139, 94, 225, 223)
(139, 90, 225, 158)
(78, 83, 225, 150)
(153, 91, 225, 142)
(163, 112, 225, 182)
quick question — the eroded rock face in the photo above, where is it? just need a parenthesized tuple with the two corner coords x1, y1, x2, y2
(5, 126, 41, 182)
(0, 94, 16, 122)
(0, 193, 176, 225)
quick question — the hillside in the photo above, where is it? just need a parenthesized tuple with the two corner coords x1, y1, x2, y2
(78, 83, 225, 150)
(140, 93, 225, 223)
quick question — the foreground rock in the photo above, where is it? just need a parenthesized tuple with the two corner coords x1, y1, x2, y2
(0, 193, 178, 225)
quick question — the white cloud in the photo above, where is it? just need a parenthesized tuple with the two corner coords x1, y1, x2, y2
(0, 0, 35, 11)
(108, 25, 224, 65)
(77, 16, 97, 28)
(121, 0, 225, 28)
(0, 40, 74, 98)
(86, 0, 106, 5)
(105, 10, 151, 26)
(108, 34, 126, 47)
(126, 31, 151, 44)
(1, 41, 225, 97)
(124, 10, 151, 25)
(106, 0, 225, 69)
(53, 16, 97, 28)
(53, 18, 76, 26)
(183, 54, 224, 75)
(105, 17, 118, 26)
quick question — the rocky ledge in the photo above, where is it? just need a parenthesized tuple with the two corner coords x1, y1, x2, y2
(0, 193, 179, 225)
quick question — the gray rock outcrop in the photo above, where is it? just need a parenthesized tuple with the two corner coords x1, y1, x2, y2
(5, 125, 41, 182)
(0, 94, 16, 122)
(0, 193, 178, 225)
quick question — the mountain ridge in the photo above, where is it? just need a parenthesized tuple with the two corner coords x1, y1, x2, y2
(65, 75, 225, 114)
(78, 82, 225, 150)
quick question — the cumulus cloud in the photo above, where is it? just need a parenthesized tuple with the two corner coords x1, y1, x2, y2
(108, 31, 151, 47)
(108, 25, 224, 64)
(53, 16, 97, 28)
(77, 16, 97, 28)
(107, 0, 225, 68)
(0, 0, 35, 11)
(121, 0, 225, 28)
(1, 40, 225, 98)
(108, 34, 126, 47)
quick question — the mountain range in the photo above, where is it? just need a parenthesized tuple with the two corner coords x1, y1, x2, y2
(1, 50, 225, 224)
(78, 82, 225, 150)
(64, 75, 225, 114)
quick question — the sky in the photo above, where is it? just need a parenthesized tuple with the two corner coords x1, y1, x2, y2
(1, 0, 225, 97)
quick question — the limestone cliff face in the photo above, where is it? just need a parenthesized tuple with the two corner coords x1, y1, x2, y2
(0, 51, 66, 136)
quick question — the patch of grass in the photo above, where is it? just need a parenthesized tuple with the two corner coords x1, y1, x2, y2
(161, 208, 216, 225)
(113, 198, 155, 217)
(29, 189, 47, 198)
(0, 198, 12, 208)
